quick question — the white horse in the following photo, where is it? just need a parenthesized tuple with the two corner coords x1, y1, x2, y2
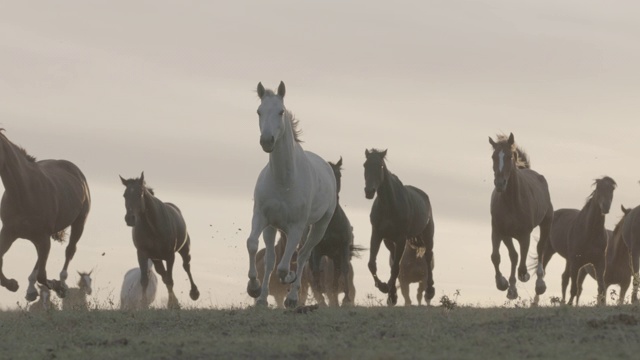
(246, 81, 337, 308)
(120, 260, 158, 310)
(62, 271, 92, 310)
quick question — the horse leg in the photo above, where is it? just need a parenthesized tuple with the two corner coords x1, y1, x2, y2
(284, 213, 333, 309)
(385, 238, 405, 306)
(503, 238, 519, 300)
(0, 228, 19, 292)
(620, 273, 631, 306)
(60, 212, 88, 293)
(137, 253, 152, 309)
(490, 229, 508, 292)
(593, 259, 606, 306)
(32, 236, 64, 297)
(560, 262, 570, 304)
(339, 244, 352, 306)
(246, 212, 267, 298)
(535, 213, 553, 295)
(631, 248, 640, 304)
(567, 258, 581, 306)
(423, 220, 435, 304)
(399, 277, 411, 306)
(368, 228, 387, 293)
(417, 281, 425, 306)
(308, 249, 327, 306)
(278, 226, 305, 285)
(26, 263, 39, 302)
(516, 235, 531, 282)
(162, 254, 180, 310)
(177, 235, 199, 301)
(257, 226, 277, 306)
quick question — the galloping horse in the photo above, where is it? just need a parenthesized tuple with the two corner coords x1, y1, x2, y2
(489, 133, 553, 299)
(621, 203, 640, 303)
(120, 173, 199, 309)
(246, 82, 336, 308)
(364, 148, 435, 306)
(541, 177, 616, 305)
(0, 129, 91, 301)
(308, 157, 361, 306)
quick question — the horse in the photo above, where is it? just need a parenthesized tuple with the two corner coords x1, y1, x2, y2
(621, 203, 640, 303)
(255, 234, 303, 308)
(540, 176, 616, 305)
(396, 241, 435, 306)
(246, 82, 337, 308)
(0, 129, 91, 301)
(120, 172, 199, 309)
(28, 284, 58, 312)
(61, 271, 92, 310)
(302, 255, 357, 307)
(489, 133, 553, 300)
(120, 260, 158, 310)
(578, 210, 632, 305)
(307, 157, 361, 306)
(364, 148, 435, 306)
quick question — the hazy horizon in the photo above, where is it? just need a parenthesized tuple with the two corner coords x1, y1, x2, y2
(1, 1, 640, 309)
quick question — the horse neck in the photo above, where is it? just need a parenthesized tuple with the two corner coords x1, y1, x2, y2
(0, 136, 38, 199)
(267, 119, 301, 187)
(499, 168, 526, 207)
(582, 199, 606, 236)
(377, 166, 405, 212)
(141, 190, 167, 232)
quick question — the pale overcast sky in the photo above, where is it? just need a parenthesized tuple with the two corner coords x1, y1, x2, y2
(1, 1, 640, 309)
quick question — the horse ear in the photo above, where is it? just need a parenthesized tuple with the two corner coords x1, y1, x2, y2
(488, 136, 497, 148)
(277, 81, 286, 98)
(622, 205, 631, 214)
(508, 133, 515, 145)
(382, 149, 388, 158)
(365, 149, 370, 157)
(119, 175, 127, 185)
(257, 82, 265, 99)
(336, 156, 343, 167)
(140, 171, 145, 183)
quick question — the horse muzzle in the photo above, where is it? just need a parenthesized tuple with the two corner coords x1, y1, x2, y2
(364, 188, 376, 199)
(260, 135, 275, 153)
(494, 178, 507, 192)
(124, 214, 136, 227)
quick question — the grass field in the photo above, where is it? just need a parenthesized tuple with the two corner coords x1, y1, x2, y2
(1, 300, 640, 360)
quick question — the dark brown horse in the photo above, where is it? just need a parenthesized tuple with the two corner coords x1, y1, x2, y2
(541, 177, 616, 305)
(397, 241, 434, 306)
(302, 255, 357, 307)
(364, 148, 435, 306)
(621, 203, 640, 303)
(0, 129, 91, 301)
(308, 157, 362, 306)
(489, 133, 553, 299)
(578, 208, 632, 305)
(120, 172, 199, 309)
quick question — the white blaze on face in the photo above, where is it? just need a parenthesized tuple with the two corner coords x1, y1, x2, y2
(498, 150, 505, 172)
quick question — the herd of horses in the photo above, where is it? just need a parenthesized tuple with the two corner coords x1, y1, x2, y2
(1, 81, 640, 311)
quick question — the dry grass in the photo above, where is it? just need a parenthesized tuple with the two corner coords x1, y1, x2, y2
(1, 301, 640, 359)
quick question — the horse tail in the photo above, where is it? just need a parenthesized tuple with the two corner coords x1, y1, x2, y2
(349, 244, 367, 259)
(52, 228, 68, 243)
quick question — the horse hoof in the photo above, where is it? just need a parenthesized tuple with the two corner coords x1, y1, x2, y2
(519, 272, 530, 282)
(51, 280, 67, 298)
(25, 290, 38, 302)
(247, 279, 261, 298)
(284, 297, 298, 309)
(496, 276, 509, 291)
(377, 282, 390, 294)
(190, 288, 200, 301)
(387, 294, 398, 307)
(282, 272, 297, 284)
(426, 287, 435, 301)
(255, 299, 268, 307)
(507, 287, 518, 300)
(4, 279, 19, 292)
(535, 279, 547, 295)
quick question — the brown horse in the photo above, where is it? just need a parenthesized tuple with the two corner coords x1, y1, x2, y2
(621, 203, 640, 303)
(489, 133, 553, 299)
(120, 172, 199, 309)
(542, 177, 616, 305)
(302, 255, 357, 307)
(578, 208, 632, 305)
(0, 129, 91, 301)
(397, 241, 434, 306)
(364, 148, 435, 306)
(255, 234, 303, 308)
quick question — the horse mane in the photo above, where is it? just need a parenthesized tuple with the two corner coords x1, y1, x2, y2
(494, 134, 530, 169)
(585, 176, 617, 204)
(258, 90, 303, 143)
(0, 128, 37, 162)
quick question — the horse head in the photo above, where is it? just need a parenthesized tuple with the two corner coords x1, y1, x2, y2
(364, 149, 387, 199)
(119, 171, 147, 227)
(77, 270, 93, 295)
(489, 133, 516, 193)
(256, 81, 287, 153)
(329, 156, 343, 195)
(591, 176, 617, 215)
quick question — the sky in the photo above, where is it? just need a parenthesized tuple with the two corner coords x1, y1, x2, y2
(1, 0, 640, 309)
